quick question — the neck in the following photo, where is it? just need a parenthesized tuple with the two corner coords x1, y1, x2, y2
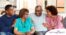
(48, 15, 57, 18)
(21, 17, 26, 22)
(6, 14, 12, 17)
(35, 13, 42, 17)
(47, 15, 57, 18)
(52, 15, 57, 18)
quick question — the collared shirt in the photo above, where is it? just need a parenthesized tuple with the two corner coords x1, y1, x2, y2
(29, 13, 47, 31)
(46, 15, 64, 30)
(14, 17, 33, 33)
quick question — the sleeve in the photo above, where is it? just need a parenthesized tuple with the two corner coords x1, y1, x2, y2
(0, 18, 3, 31)
(58, 16, 63, 21)
(29, 17, 34, 27)
(29, 14, 34, 27)
(14, 19, 19, 30)
(0, 18, 5, 31)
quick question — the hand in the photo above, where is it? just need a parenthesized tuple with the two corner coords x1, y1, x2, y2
(29, 31, 34, 34)
(11, 25, 14, 27)
(51, 23, 56, 27)
(30, 27, 35, 34)
(27, 31, 34, 35)
(43, 23, 49, 27)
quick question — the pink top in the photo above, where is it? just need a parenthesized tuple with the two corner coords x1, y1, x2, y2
(46, 15, 64, 30)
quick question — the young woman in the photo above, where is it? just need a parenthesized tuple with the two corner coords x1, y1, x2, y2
(43, 5, 64, 30)
(14, 8, 35, 35)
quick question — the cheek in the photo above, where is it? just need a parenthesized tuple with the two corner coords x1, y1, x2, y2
(47, 12, 50, 15)
(9, 11, 13, 14)
(11, 10, 15, 14)
(47, 12, 51, 15)
(24, 15, 28, 18)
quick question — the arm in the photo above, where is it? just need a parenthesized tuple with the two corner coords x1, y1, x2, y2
(11, 19, 16, 28)
(14, 28, 23, 35)
(43, 23, 54, 30)
(43, 23, 50, 28)
(29, 18, 35, 34)
(14, 19, 23, 35)
(30, 26, 35, 34)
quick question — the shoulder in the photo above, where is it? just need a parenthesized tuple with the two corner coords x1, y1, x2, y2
(29, 13, 36, 19)
(16, 18, 21, 20)
(57, 15, 63, 20)
(15, 18, 21, 22)
(0, 14, 6, 17)
(42, 13, 46, 16)
(57, 15, 63, 18)
(29, 13, 34, 16)
(0, 14, 6, 20)
(27, 17, 32, 20)
(13, 14, 19, 18)
(41, 13, 46, 18)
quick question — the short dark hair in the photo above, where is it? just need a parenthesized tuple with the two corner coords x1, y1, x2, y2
(5, 4, 13, 10)
(19, 8, 29, 18)
(46, 5, 58, 16)
(35, 5, 42, 11)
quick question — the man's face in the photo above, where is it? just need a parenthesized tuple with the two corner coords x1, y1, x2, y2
(6, 7, 15, 16)
(35, 7, 42, 16)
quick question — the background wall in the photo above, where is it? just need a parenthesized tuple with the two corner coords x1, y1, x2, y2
(0, 0, 66, 18)
(16, 0, 45, 14)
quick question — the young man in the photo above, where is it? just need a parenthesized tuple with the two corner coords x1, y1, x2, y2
(0, 5, 18, 35)
(29, 5, 47, 35)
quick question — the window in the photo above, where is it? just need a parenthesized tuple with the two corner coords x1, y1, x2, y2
(56, 0, 64, 12)
(46, 0, 64, 12)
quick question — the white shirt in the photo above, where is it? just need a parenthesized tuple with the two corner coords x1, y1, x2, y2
(29, 13, 47, 31)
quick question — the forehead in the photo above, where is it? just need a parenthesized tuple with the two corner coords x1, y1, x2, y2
(9, 7, 14, 9)
(36, 7, 42, 10)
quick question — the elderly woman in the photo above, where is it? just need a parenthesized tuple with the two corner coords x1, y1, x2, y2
(43, 5, 64, 30)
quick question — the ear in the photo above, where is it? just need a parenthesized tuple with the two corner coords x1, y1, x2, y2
(6, 10, 8, 13)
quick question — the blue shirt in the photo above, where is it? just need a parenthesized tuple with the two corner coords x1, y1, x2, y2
(0, 14, 18, 33)
(14, 17, 33, 33)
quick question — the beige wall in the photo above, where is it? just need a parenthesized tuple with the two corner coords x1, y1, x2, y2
(0, 0, 16, 14)
(0, 0, 66, 18)
(47, 0, 56, 6)
(16, 0, 45, 14)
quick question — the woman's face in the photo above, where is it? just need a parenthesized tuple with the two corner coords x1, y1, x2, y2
(46, 9, 52, 16)
(23, 12, 29, 18)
